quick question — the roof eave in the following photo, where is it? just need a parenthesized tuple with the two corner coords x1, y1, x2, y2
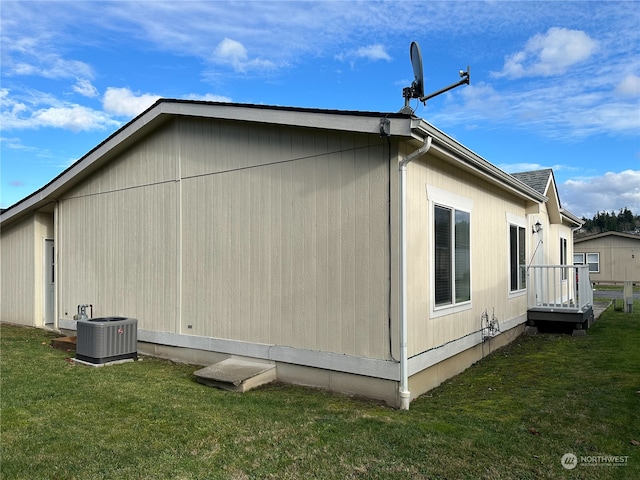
(411, 119, 547, 203)
(160, 100, 414, 136)
(560, 209, 583, 227)
(575, 231, 640, 243)
(1, 100, 415, 227)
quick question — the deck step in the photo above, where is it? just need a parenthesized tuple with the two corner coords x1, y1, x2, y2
(194, 358, 276, 393)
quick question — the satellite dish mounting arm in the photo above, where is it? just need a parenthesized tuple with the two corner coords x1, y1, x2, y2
(419, 66, 470, 103)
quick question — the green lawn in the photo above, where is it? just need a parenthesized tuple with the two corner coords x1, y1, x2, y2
(1, 304, 639, 479)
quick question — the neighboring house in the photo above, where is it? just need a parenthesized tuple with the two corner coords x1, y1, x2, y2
(574, 231, 640, 284)
(0, 100, 583, 408)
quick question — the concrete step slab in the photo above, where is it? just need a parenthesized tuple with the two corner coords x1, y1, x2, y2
(194, 358, 276, 392)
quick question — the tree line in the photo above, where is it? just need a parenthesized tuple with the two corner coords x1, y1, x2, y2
(578, 208, 640, 236)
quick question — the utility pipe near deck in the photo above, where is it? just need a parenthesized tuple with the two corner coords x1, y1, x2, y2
(398, 135, 432, 410)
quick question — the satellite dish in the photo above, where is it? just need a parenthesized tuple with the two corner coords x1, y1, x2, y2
(401, 41, 470, 113)
(410, 41, 424, 99)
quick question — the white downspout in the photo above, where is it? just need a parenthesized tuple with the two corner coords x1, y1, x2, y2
(398, 135, 432, 410)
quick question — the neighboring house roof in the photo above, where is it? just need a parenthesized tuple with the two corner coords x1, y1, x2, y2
(1, 99, 547, 228)
(574, 231, 640, 243)
(512, 168, 582, 227)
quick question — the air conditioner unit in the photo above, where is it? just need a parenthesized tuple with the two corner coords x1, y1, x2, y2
(76, 317, 137, 364)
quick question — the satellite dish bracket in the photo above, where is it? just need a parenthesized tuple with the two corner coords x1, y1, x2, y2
(419, 66, 470, 103)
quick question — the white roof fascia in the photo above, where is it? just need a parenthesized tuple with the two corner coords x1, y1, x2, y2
(575, 231, 640, 243)
(411, 118, 547, 203)
(560, 209, 583, 227)
(162, 101, 414, 137)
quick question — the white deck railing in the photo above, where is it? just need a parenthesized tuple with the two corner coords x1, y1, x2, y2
(527, 265, 593, 312)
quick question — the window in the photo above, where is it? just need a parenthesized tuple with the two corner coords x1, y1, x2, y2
(575, 253, 599, 273)
(586, 253, 600, 273)
(560, 237, 568, 280)
(434, 205, 471, 307)
(509, 224, 526, 291)
(428, 185, 473, 315)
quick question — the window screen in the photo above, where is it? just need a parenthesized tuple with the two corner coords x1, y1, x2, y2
(434, 206, 452, 306)
(434, 205, 471, 307)
(510, 225, 526, 291)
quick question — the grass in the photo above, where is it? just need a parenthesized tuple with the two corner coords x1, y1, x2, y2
(1, 304, 639, 480)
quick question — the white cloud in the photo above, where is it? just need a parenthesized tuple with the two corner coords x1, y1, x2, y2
(214, 38, 247, 65)
(103, 87, 161, 117)
(354, 44, 392, 61)
(493, 28, 599, 79)
(336, 44, 392, 63)
(616, 74, 640, 97)
(0, 88, 120, 132)
(458, 82, 509, 120)
(34, 106, 118, 132)
(2, 104, 119, 132)
(212, 38, 275, 73)
(431, 71, 640, 140)
(4, 44, 94, 80)
(559, 170, 640, 219)
(73, 78, 99, 98)
(0, 136, 37, 151)
(184, 93, 233, 103)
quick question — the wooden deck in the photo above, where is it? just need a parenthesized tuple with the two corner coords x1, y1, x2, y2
(526, 265, 594, 329)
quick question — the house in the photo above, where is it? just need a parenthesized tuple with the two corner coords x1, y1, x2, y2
(574, 231, 640, 284)
(0, 100, 583, 408)
(511, 169, 592, 328)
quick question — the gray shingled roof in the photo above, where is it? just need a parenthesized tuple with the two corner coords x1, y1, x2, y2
(511, 169, 552, 195)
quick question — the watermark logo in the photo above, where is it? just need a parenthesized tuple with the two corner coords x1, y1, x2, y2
(561, 453, 629, 469)
(561, 453, 578, 470)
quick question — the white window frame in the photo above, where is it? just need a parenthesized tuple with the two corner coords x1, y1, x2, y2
(506, 213, 527, 298)
(427, 185, 473, 318)
(586, 252, 600, 273)
(560, 235, 568, 281)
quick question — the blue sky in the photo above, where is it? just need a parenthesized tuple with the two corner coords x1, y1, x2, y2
(1, 0, 639, 218)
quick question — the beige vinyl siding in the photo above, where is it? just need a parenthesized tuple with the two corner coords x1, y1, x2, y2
(56, 117, 391, 360)
(574, 235, 640, 283)
(1, 216, 36, 325)
(66, 125, 178, 198)
(404, 153, 528, 356)
(179, 118, 390, 359)
(58, 183, 179, 332)
(57, 122, 179, 332)
(0, 212, 53, 326)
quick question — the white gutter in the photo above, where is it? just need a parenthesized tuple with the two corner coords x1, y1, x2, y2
(411, 118, 546, 204)
(398, 135, 432, 410)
